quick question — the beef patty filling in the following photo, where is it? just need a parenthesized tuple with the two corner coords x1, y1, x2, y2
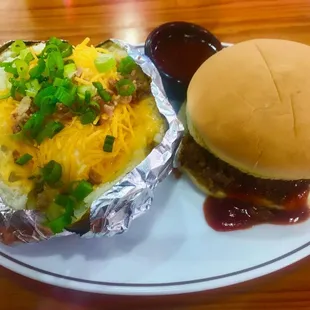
(179, 134, 310, 208)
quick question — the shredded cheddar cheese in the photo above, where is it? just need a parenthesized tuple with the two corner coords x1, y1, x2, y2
(29, 47, 38, 61)
(38, 98, 163, 185)
(0, 38, 165, 196)
(71, 38, 119, 84)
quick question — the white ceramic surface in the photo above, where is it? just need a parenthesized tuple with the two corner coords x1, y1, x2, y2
(1, 42, 309, 295)
(1, 174, 310, 295)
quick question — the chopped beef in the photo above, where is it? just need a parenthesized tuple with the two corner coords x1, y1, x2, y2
(54, 104, 73, 121)
(118, 95, 132, 105)
(76, 67, 83, 77)
(0, 145, 8, 152)
(8, 172, 21, 182)
(179, 134, 310, 206)
(102, 104, 114, 117)
(36, 190, 54, 209)
(88, 168, 102, 185)
(12, 150, 20, 161)
(108, 78, 117, 90)
(12, 124, 22, 134)
(11, 96, 32, 132)
(129, 68, 151, 101)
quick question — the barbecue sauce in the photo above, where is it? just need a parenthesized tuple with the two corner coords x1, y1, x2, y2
(204, 190, 310, 231)
(153, 35, 218, 84)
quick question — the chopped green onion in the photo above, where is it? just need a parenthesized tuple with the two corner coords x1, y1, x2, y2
(89, 100, 100, 111)
(25, 89, 37, 98)
(0, 62, 18, 77)
(25, 52, 34, 64)
(118, 56, 137, 75)
(59, 42, 73, 58)
(25, 53, 34, 64)
(29, 58, 46, 78)
(10, 84, 17, 99)
(103, 135, 115, 152)
(20, 49, 34, 64)
(80, 109, 97, 124)
(45, 201, 66, 220)
(45, 200, 73, 233)
(53, 77, 73, 89)
(47, 196, 73, 230)
(11, 40, 26, 54)
(53, 77, 64, 87)
(84, 90, 91, 104)
(17, 79, 26, 95)
(15, 153, 33, 165)
(46, 213, 72, 233)
(36, 121, 64, 144)
(116, 79, 136, 96)
(14, 59, 29, 78)
(70, 180, 93, 201)
(70, 85, 77, 96)
(10, 78, 26, 98)
(41, 44, 60, 58)
(47, 50, 64, 78)
(54, 86, 74, 106)
(42, 98, 58, 115)
(44, 37, 73, 58)
(23, 112, 45, 138)
(77, 85, 96, 97)
(65, 79, 75, 89)
(41, 160, 62, 186)
(94, 53, 116, 73)
(55, 194, 75, 208)
(64, 63, 77, 78)
(46, 216, 70, 233)
(48, 37, 63, 46)
(92, 81, 111, 102)
(34, 85, 56, 107)
(25, 79, 41, 98)
(76, 93, 85, 105)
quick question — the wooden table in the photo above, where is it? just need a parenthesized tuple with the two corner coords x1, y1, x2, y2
(0, 0, 310, 309)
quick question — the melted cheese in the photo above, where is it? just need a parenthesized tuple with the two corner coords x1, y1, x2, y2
(0, 99, 38, 193)
(38, 98, 163, 185)
(0, 38, 165, 197)
(0, 96, 163, 194)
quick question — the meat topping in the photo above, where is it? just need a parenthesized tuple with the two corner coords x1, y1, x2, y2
(179, 134, 309, 207)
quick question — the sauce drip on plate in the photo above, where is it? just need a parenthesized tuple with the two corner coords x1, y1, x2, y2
(204, 190, 310, 231)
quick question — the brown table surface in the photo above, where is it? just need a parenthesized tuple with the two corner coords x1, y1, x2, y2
(0, 0, 310, 309)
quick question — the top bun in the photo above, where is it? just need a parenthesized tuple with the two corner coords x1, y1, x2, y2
(186, 39, 310, 180)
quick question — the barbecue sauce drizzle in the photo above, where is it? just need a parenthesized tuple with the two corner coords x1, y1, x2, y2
(203, 190, 310, 231)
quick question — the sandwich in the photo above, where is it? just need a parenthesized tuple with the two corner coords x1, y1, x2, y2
(0, 37, 166, 233)
(179, 39, 310, 211)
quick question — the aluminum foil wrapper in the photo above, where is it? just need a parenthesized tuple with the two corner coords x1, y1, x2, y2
(0, 39, 183, 245)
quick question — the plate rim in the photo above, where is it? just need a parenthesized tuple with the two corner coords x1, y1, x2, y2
(1, 240, 309, 295)
(1, 41, 310, 295)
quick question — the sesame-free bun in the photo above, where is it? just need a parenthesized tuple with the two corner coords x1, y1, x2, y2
(186, 38, 310, 180)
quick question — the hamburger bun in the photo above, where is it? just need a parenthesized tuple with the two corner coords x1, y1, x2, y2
(186, 39, 310, 180)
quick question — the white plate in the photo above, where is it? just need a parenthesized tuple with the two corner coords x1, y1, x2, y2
(1, 174, 310, 295)
(1, 42, 310, 295)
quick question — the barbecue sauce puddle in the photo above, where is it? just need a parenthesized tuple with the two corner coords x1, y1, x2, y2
(204, 190, 310, 231)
